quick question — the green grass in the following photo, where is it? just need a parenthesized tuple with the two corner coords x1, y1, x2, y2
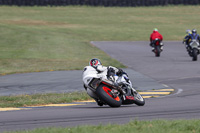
(4, 120, 200, 133)
(0, 92, 92, 107)
(1, 5, 200, 74)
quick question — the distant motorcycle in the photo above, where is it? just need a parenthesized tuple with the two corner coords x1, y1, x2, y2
(82, 67, 145, 107)
(188, 39, 200, 61)
(151, 38, 163, 57)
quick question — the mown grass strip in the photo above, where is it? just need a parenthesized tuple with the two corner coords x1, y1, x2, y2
(0, 92, 92, 108)
(0, 88, 174, 108)
(3, 120, 200, 133)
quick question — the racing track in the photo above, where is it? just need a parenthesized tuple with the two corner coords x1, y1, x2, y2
(1, 41, 200, 132)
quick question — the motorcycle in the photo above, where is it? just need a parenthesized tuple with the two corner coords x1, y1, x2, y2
(82, 67, 145, 107)
(188, 39, 200, 61)
(151, 38, 163, 57)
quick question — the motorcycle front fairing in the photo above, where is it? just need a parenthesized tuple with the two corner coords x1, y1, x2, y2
(83, 66, 113, 89)
(83, 66, 105, 86)
(82, 66, 121, 102)
(190, 40, 200, 49)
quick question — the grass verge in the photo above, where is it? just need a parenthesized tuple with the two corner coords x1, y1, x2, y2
(4, 119, 200, 133)
(0, 92, 92, 108)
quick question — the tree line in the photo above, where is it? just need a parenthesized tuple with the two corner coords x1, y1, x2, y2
(0, 0, 199, 6)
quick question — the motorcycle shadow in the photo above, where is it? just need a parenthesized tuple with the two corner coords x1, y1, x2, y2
(71, 104, 142, 109)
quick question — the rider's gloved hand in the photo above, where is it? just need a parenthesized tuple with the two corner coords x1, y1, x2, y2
(107, 67, 115, 79)
(109, 68, 115, 73)
(116, 68, 123, 76)
(149, 42, 152, 47)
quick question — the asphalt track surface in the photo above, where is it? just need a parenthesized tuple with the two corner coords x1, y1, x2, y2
(1, 41, 200, 132)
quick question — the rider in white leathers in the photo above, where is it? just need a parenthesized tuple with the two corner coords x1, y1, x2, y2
(83, 58, 124, 106)
(83, 58, 123, 83)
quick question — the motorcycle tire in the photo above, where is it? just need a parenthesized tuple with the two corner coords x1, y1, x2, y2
(155, 46, 160, 57)
(192, 48, 198, 61)
(133, 91, 145, 106)
(96, 83, 122, 107)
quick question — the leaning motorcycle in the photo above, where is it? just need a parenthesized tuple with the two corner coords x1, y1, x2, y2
(82, 67, 145, 107)
(188, 39, 200, 61)
(151, 38, 163, 57)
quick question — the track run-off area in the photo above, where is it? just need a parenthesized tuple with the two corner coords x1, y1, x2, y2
(0, 88, 174, 112)
(0, 41, 200, 132)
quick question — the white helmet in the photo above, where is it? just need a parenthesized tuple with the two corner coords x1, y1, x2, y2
(89, 58, 102, 68)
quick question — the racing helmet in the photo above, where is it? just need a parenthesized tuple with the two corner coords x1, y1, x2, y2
(154, 28, 158, 32)
(186, 29, 191, 34)
(89, 58, 102, 68)
(192, 29, 197, 34)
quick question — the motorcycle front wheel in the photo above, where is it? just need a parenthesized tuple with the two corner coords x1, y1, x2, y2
(96, 83, 122, 107)
(133, 91, 145, 106)
(192, 48, 198, 61)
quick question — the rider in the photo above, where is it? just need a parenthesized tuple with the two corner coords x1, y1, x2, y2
(86, 58, 125, 83)
(183, 29, 192, 51)
(188, 29, 200, 44)
(150, 28, 163, 51)
(83, 58, 130, 106)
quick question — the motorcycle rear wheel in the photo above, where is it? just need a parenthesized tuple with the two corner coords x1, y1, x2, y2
(96, 83, 122, 107)
(155, 46, 160, 57)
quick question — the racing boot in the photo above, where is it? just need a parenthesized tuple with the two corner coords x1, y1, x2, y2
(152, 47, 155, 52)
(160, 42, 164, 51)
(124, 87, 134, 101)
(95, 99, 104, 106)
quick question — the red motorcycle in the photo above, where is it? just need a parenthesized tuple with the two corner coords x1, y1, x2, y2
(151, 38, 163, 57)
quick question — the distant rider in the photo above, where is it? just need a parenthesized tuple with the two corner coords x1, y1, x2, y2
(150, 28, 163, 51)
(183, 29, 192, 52)
(188, 29, 200, 44)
